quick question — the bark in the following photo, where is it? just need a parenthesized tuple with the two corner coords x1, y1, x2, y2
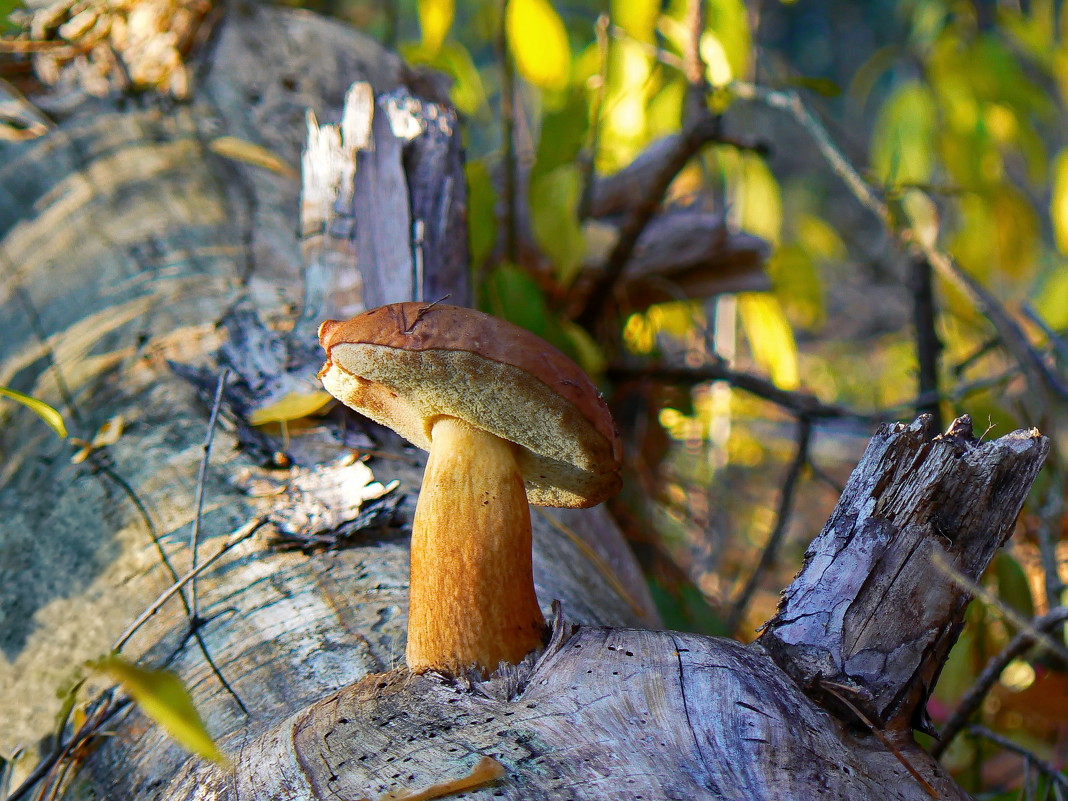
(0, 5, 1050, 801)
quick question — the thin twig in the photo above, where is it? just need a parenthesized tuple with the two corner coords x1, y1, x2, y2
(113, 520, 264, 651)
(190, 368, 229, 619)
(933, 607, 1068, 758)
(726, 417, 812, 635)
(965, 724, 1068, 792)
(186, 368, 249, 716)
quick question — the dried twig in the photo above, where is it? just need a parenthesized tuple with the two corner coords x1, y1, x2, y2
(186, 367, 249, 716)
(190, 368, 229, 617)
(726, 417, 812, 635)
(114, 520, 264, 652)
(933, 607, 1068, 758)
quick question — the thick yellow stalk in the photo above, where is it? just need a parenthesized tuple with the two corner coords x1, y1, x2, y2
(406, 416, 547, 674)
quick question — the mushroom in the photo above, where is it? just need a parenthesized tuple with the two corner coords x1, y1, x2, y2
(318, 302, 622, 675)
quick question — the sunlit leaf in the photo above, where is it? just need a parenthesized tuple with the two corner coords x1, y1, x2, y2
(417, 0, 454, 56)
(707, 0, 751, 82)
(465, 159, 497, 268)
(871, 81, 936, 186)
(598, 39, 652, 171)
(700, 32, 733, 87)
(529, 166, 586, 286)
(90, 656, 229, 767)
(1051, 149, 1068, 255)
(737, 293, 799, 390)
(901, 188, 940, 250)
(725, 150, 782, 245)
(1032, 265, 1068, 330)
(0, 386, 67, 438)
(612, 0, 658, 44)
(249, 391, 334, 426)
(506, 0, 571, 91)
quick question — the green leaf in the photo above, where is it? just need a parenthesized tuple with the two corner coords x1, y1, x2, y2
(506, 0, 571, 91)
(871, 81, 937, 186)
(0, 386, 68, 438)
(529, 166, 586, 287)
(531, 87, 589, 183)
(417, 0, 454, 56)
(993, 552, 1034, 619)
(784, 76, 842, 97)
(465, 159, 498, 268)
(481, 264, 579, 362)
(481, 264, 552, 341)
(90, 656, 230, 767)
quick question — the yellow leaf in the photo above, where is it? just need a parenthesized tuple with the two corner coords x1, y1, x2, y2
(90, 656, 230, 767)
(1051, 149, 1068, 255)
(91, 415, 125, 448)
(871, 82, 936, 186)
(612, 0, 658, 44)
(737, 293, 799, 389)
(417, 0, 454, 56)
(249, 391, 334, 426)
(506, 0, 571, 91)
(725, 151, 782, 245)
(0, 386, 68, 438)
(208, 137, 297, 178)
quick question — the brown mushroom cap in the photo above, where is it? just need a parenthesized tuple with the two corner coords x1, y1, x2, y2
(319, 302, 622, 508)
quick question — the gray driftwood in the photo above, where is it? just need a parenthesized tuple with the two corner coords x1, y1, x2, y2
(0, 4, 1050, 800)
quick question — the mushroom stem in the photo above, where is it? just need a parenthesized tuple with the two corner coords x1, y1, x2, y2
(407, 416, 547, 674)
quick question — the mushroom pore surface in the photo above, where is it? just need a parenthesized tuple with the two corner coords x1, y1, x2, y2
(319, 303, 622, 508)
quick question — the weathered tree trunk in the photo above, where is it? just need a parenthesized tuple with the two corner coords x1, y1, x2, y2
(0, 5, 1049, 801)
